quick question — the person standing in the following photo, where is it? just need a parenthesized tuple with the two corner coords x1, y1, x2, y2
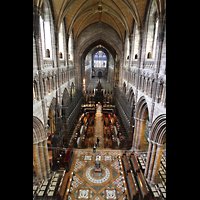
(93, 142, 96, 153)
(97, 137, 100, 147)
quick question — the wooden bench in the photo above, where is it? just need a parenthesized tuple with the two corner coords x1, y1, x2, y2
(122, 154, 130, 175)
(56, 172, 69, 200)
(63, 172, 74, 200)
(130, 154, 140, 174)
(126, 172, 139, 200)
(136, 170, 150, 200)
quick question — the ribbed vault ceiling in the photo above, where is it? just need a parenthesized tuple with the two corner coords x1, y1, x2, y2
(34, 0, 165, 42)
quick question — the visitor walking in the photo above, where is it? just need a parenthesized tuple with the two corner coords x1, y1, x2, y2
(97, 137, 100, 147)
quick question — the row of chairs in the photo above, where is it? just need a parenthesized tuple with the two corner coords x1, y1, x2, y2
(121, 152, 166, 200)
(33, 172, 61, 199)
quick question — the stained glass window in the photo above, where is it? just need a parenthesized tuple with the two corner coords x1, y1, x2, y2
(94, 51, 107, 68)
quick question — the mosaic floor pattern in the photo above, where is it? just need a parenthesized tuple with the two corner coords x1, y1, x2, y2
(67, 149, 127, 200)
(93, 105, 104, 149)
(85, 165, 110, 184)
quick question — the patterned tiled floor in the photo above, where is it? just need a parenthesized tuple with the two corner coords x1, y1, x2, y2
(93, 105, 104, 148)
(67, 149, 127, 200)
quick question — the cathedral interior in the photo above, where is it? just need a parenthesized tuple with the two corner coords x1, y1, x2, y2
(33, 0, 166, 199)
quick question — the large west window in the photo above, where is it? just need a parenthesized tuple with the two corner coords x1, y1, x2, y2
(94, 51, 107, 68)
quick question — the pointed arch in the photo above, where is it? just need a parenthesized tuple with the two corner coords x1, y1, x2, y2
(61, 88, 70, 122)
(128, 87, 133, 102)
(33, 116, 50, 183)
(144, 0, 159, 59)
(149, 114, 166, 144)
(62, 88, 70, 106)
(144, 114, 166, 185)
(33, 116, 47, 142)
(135, 96, 148, 120)
(123, 82, 126, 94)
(133, 96, 149, 151)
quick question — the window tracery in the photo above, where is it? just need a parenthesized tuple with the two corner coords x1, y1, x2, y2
(93, 51, 107, 68)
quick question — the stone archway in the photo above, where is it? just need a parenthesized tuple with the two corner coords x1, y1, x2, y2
(132, 96, 149, 152)
(33, 116, 50, 183)
(144, 114, 166, 185)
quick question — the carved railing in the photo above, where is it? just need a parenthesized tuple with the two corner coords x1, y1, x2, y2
(143, 59, 155, 70)
(43, 58, 53, 68)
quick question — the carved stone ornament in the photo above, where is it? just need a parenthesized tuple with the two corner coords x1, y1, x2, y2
(106, 190, 116, 199)
(78, 189, 89, 199)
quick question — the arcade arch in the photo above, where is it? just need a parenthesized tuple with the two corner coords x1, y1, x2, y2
(132, 96, 149, 152)
(144, 114, 166, 185)
(33, 116, 50, 183)
(61, 88, 70, 122)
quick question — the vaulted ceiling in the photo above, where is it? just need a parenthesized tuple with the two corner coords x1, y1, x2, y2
(34, 0, 165, 41)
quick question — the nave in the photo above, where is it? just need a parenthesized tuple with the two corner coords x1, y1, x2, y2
(33, 0, 166, 198)
(33, 94, 166, 200)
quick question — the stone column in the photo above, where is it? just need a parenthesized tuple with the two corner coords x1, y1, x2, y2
(133, 118, 139, 149)
(135, 118, 142, 149)
(36, 80, 40, 100)
(49, 76, 52, 92)
(148, 79, 152, 97)
(43, 138, 51, 179)
(129, 35, 133, 67)
(138, 75, 141, 90)
(135, 27, 143, 102)
(155, 81, 161, 103)
(146, 78, 150, 96)
(140, 76, 143, 91)
(144, 140, 153, 177)
(33, 143, 42, 183)
(39, 141, 47, 180)
(51, 76, 54, 90)
(161, 83, 166, 106)
(132, 118, 138, 149)
(53, 75, 56, 90)
(151, 144, 164, 185)
(142, 77, 146, 92)
(147, 142, 157, 181)
(43, 77, 47, 96)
